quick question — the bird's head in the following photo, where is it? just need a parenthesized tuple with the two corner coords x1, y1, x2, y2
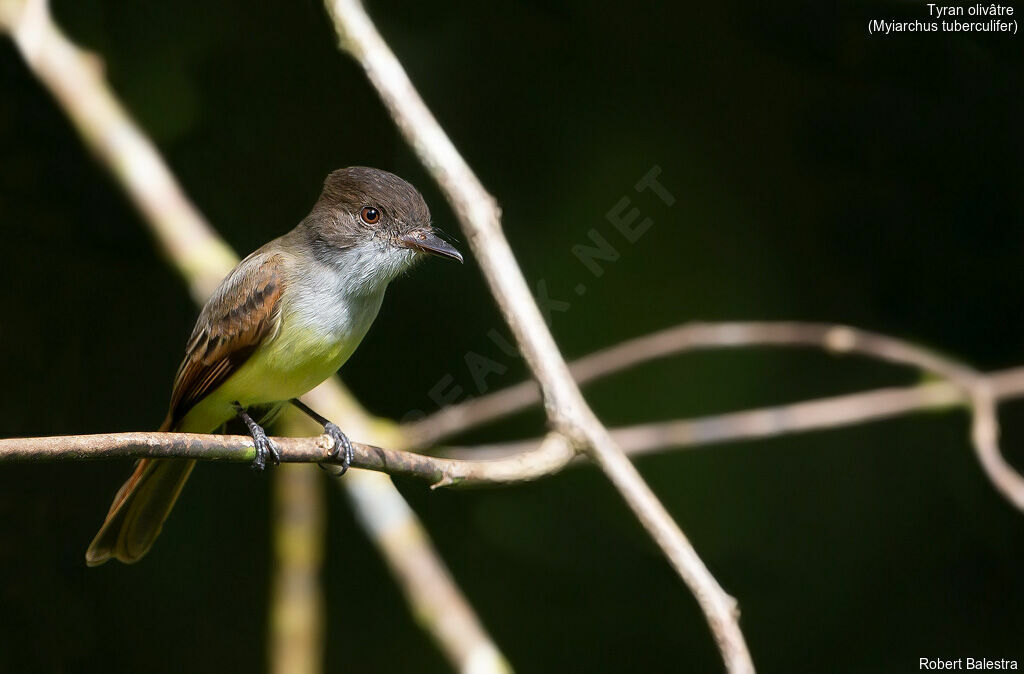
(304, 167, 461, 287)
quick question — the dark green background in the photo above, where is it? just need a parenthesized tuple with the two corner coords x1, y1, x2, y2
(1, 1, 1022, 672)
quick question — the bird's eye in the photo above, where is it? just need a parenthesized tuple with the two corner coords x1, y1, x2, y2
(360, 206, 381, 225)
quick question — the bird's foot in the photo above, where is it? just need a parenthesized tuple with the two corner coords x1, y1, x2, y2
(250, 424, 281, 472)
(321, 422, 353, 477)
(235, 403, 280, 471)
(288, 398, 352, 476)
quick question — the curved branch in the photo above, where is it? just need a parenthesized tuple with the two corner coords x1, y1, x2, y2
(402, 321, 1019, 446)
(403, 321, 794, 446)
(438, 323, 1024, 511)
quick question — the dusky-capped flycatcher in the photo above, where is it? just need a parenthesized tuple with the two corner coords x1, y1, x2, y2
(86, 167, 461, 566)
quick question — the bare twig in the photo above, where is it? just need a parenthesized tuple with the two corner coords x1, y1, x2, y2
(0, 2, 507, 670)
(324, 1, 754, 671)
(0, 430, 574, 489)
(437, 373, 987, 458)
(449, 366, 1024, 458)
(405, 321, 840, 447)
(434, 322, 1024, 512)
(10, 317, 1022, 490)
(402, 321, 1021, 447)
(5, 347, 1021, 490)
(600, 364, 1024, 469)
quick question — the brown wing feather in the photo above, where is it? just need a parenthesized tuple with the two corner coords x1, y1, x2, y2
(86, 249, 288, 565)
(162, 251, 287, 430)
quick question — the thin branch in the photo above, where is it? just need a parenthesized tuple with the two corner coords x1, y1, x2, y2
(402, 320, 1023, 447)
(440, 324, 1024, 510)
(0, 2, 507, 670)
(5, 353, 1022, 487)
(432, 374, 968, 460)
(324, 1, 754, 671)
(405, 321, 840, 447)
(606, 366, 1024, 459)
(0, 430, 574, 489)
(450, 367, 1024, 458)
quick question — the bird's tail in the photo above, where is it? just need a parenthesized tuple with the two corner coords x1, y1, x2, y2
(85, 417, 195, 566)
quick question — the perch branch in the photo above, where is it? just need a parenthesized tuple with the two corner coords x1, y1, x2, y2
(324, 1, 754, 671)
(0, 430, 574, 488)
(0, 2, 507, 670)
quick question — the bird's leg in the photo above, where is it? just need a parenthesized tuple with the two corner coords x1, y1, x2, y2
(289, 398, 354, 476)
(234, 402, 281, 471)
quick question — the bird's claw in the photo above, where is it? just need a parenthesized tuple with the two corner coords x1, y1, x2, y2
(320, 422, 353, 477)
(250, 424, 280, 472)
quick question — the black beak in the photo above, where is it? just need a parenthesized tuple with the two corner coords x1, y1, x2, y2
(399, 230, 463, 263)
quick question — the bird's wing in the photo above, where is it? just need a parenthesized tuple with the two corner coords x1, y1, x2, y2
(162, 250, 287, 430)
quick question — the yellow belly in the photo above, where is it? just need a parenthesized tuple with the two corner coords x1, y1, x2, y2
(175, 323, 361, 433)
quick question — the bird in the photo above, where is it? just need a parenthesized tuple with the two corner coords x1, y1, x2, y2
(85, 166, 462, 566)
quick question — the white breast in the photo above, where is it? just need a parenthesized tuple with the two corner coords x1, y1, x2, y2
(285, 241, 414, 343)
(182, 240, 416, 420)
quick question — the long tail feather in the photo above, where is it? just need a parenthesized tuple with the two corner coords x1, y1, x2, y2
(85, 457, 196, 566)
(85, 414, 197, 566)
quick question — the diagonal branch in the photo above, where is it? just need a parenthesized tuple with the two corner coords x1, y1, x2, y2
(323, 1, 755, 671)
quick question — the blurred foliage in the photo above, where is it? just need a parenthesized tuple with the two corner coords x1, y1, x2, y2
(0, 0, 1022, 671)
